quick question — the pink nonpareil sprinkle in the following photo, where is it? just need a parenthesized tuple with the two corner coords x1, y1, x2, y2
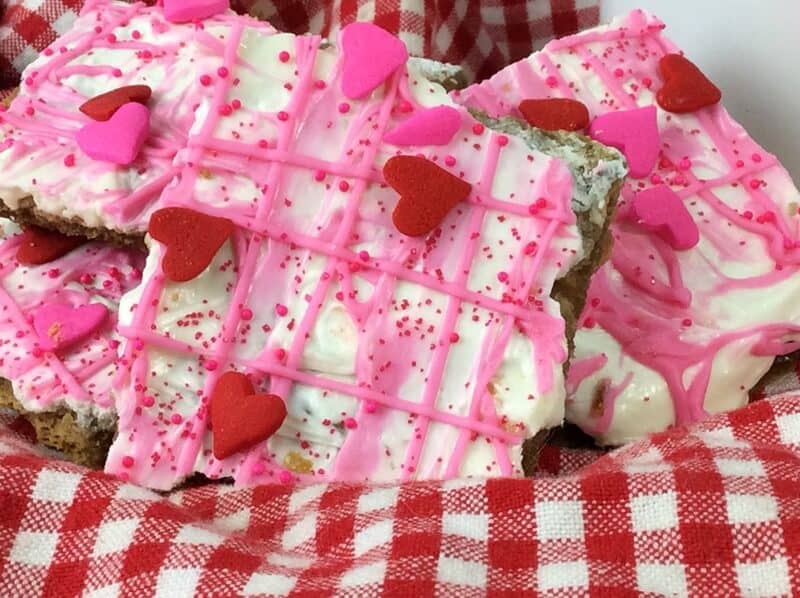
(275, 304, 288, 317)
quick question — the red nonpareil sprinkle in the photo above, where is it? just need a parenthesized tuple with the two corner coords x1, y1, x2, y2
(472, 123, 484, 135)
(217, 66, 229, 78)
(545, 75, 558, 87)
(47, 268, 60, 278)
(106, 34, 117, 43)
(240, 307, 253, 320)
(279, 470, 292, 483)
(524, 241, 538, 255)
(171, 413, 183, 424)
(756, 211, 775, 224)
(258, 139, 268, 149)
(497, 135, 509, 147)
(200, 74, 212, 86)
(251, 461, 266, 475)
(132, 30, 141, 39)
(339, 181, 350, 192)
(358, 250, 370, 262)
(497, 271, 509, 283)
(141, 395, 155, 407)
(444, 155, 456, 167)
(32, 347, 43, 358)
(614, 68, 624, 78)
(344, 417, 358, 429)
(275, 304, 288, 317)
(275, 348, 287, 361)
(277, 111, 289, 121)
(122, 456, 134, 468)
(63, 154, 76, 167)
(205, 360, 218, 371)
(314, 170, 326, 181)
(218, 104, 232, 116)
(682, 318, 692, 327)
(25, 107, 35, 116)
(449, 332, 460, 343)
(314, 80, 326, 89)
(112, 68, 122, 77)
(365, 400, 377, 413)
(231, 99, 241, 110)
(338, 102, 350, 114)
(752, 153, 763, 163)
(749, 180, 762, 190)
(278, 51, 290, 62)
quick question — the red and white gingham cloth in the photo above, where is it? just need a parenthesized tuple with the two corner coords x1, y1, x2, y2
(3, 381, 800, 597)
(3, 1, 800, 596)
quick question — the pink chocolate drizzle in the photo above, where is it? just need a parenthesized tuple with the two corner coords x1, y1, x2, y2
(0, 225, 143, 415)
(0, 2, 580, 488)
(456, 10, 800, 438)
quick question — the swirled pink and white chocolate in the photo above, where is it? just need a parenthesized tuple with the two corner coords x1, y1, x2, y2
(456, 10, 800, 444)
(0, 0, 276, 233)
(66, 2, 609, 489)
(0, 219, 144, 426)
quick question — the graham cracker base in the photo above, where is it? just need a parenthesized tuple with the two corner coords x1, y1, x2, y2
(0, 379, 114, 468)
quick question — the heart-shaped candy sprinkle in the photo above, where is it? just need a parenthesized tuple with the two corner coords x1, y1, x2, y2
(518, 98, 590, 131)
(341, 22, 408, 100)
(631, 184, 699, 250)
(79, 85, 151, 121)
(588, 105, 659, 179)
(32, 303, 109, 351)
(148, 207, 234, 282)
(384, 105, 462, 146)
(210, 371, 287, 460)
(164, 0, 229, 23)
(657, 54, 721, 114)
(16, 226, 85, 265)
(76, 102, 150, 166)
(384, 155, 472, 237)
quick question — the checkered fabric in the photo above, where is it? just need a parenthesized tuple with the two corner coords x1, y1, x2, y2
(0, 0, 599, 89)
(2, 382, 800, 597)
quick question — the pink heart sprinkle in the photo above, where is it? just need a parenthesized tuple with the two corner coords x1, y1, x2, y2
(32, 303, 109, 351)
(588, 105, 659, 179)
(77, 102, 150, 166)
(340, 22, 408, 100)
(384, 105, 462, 146)
(163, 0, 229, 23)
(631, 184, 699, 250)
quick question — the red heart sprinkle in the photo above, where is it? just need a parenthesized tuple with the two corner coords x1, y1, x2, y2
(79, 84, 152, 121)
(518, 98, 590, 131)
(656, 54, 721, 114)
(384, 156, 472, 237)
(210, 371, 287, 460)
(16, 226, 85, 265)
(148, 207, 234, 282)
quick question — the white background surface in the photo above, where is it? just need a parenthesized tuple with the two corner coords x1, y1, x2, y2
(601, 0, 800, 183)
